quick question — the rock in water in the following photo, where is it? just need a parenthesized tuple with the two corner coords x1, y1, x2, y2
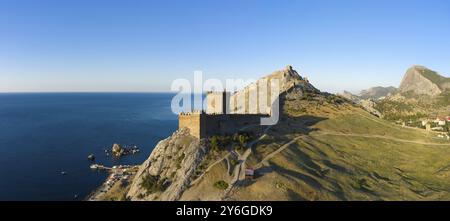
(111, 143, 124, 157)
(87, 154, 95, 161)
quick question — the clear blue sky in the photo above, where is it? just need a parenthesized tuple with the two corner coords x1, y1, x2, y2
(1, 0, 449, 93)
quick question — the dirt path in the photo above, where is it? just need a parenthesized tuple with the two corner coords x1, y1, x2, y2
(314, 132, 450, 146)
(252, 130, 450, 170)
(189, 152, 231, 186)
(222, 126, 273, 199)
(254, 135, 304, 169)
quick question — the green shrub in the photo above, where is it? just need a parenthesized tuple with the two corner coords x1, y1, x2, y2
(211, 136, 219, 151)
(140, 174, 168, 194)
(210, 135, 232, 151)
(213, 180, 229, 190)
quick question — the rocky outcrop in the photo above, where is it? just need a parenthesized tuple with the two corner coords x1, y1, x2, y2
(229, 65, 319, 114)
(359, 99, 382, 118)
(127, 128, 208, 201)
(111, 143, 123, 157)
(337, 91, 382, 117)
(398, 65, 445, 96)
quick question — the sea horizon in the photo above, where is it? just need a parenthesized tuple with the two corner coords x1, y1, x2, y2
(0, 93, 179, 200)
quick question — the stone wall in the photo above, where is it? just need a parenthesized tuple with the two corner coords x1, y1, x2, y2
(180, 88, 272, 139)
(179, 112, 269, 139)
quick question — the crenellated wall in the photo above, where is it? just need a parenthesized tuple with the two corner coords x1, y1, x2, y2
(179, 88, 272, 139)
(178, 111, 268, 139)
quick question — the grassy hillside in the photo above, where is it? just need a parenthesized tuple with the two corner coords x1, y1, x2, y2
(183, 95, 450, 201)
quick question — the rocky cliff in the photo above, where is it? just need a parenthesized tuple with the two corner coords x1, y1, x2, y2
(127, 129, 208, 200)
(371, 65, 450, 120)
(230, 65, 319, 114)
(398, 65, 450, 96)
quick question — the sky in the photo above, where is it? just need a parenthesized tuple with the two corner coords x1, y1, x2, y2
(0, 0, 449, 93)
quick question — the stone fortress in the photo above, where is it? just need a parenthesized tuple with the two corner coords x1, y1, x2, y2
(178, 91, 269, 139)
(179, 65, 311, 138)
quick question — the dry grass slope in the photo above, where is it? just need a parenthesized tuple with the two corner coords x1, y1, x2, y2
(186, 95, 450, 201)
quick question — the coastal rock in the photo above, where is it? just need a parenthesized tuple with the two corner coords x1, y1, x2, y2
(111, 143, 123, 157)
(126, 128, 208, 201)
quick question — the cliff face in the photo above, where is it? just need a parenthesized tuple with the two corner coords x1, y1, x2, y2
(127, 129, 207, 200)
(398, 65, 445, 96)
(230, 65, 319, 114)
(355, 66, 450, 121)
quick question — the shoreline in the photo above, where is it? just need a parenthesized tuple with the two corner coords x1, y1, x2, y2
(87, 165, 139, 201)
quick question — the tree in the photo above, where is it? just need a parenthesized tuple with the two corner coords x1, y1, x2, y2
(211, 136, 219, 151)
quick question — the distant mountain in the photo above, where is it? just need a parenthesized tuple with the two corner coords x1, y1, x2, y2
(398, 65, 450, 96)
(337, 91, 382, 117)
(334, 66, 450, 121)
(372, 65, 450, 120)
(359, 86, 397, 100)
(337, 90, 361, 102)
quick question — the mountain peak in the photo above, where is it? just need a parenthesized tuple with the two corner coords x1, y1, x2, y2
(410, 65, 427, 70)
(399, 66, 450, 96)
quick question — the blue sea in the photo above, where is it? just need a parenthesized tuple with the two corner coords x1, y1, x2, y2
(0, 93, 178, 201)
